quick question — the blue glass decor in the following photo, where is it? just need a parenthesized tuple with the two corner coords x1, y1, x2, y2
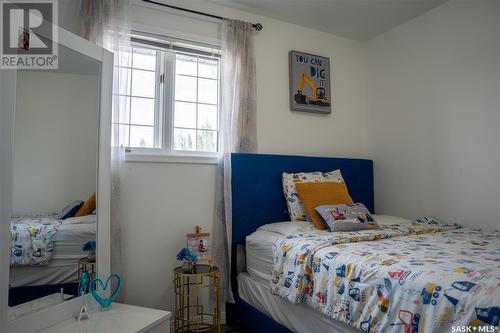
(82, 240, 96, 252)
(90, 273, 121, 309)
(176, 247, 197, 262)
(82, 240, 96, 262)
(78, 271, 91, 296)
(177, 247, 198, 273)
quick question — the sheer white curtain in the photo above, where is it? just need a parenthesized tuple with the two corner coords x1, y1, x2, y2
(213, 19, 258, 303)
(79, 0, 130, 301)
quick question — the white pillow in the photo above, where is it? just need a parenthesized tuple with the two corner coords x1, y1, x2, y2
(373, 215, 413, 226)
(257, 221, 317, 236)
(63, 214, 97, 224)
(257, 217, 412, 237)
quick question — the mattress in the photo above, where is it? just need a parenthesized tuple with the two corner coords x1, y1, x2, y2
(238, 272, 358, 333)
(10, 220, 96, 288)
(245, 215, 412, 283)
(245, 229, 276, 284)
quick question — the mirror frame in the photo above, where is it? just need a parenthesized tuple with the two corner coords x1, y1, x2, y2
(0, 25, 113, 332)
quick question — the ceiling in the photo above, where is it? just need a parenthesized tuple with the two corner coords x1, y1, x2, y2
(206, 0, 448, 41)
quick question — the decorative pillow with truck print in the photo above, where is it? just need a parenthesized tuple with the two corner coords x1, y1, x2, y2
(315, 202, 379, 231)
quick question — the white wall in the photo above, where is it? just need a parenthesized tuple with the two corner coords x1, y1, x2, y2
(497, 2, 500, 231)
(58, 0, 80, 36)
(129, 1, 369, 157)
(119, 1, 369, 312)
(366, 0, 500, 230)
(13, 71, 98, 215)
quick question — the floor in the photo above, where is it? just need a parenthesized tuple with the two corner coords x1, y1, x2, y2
(176, 322, 246, 332)
(220, 323, 246, 333)
(214, 324, 247, 333)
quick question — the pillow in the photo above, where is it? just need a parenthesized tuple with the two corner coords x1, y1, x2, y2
(75, 192, 96, 217)
(373, 215, 413, 227)
(282, 169, 345, 221)
(257, 221, 318, 236)
(63, 214, 97, 224)
(295, 182, 353, 229)
(58, 200, 84, 220)
(315, 203, 379, 232)
(415, 216, 443, 225)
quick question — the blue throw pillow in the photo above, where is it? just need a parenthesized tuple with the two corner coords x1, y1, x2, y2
(58, 200, 84, 220)
(315, 203, 379, 232)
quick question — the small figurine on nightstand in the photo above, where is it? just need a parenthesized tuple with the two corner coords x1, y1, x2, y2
(78, 305, 90, 323)
(186, 225, 212, 266)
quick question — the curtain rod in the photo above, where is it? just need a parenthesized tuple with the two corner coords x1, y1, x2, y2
(142, 0, 263, 31)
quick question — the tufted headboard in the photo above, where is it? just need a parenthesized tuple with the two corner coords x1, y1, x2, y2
(231, 153, 374, 244)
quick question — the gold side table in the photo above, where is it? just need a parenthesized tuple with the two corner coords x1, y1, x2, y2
(77, 257, 96, 282)
(173, 264, 220, 333)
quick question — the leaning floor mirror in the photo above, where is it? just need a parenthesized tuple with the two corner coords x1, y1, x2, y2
(1, 25, 112, 332)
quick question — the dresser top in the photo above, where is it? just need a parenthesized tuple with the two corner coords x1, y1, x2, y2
(38, 303, 171, 333)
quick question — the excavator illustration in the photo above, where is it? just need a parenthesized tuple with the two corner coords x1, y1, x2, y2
(294, 71, 330, 107)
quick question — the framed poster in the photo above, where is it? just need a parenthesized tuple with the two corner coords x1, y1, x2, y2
(289, 50, 331, 114)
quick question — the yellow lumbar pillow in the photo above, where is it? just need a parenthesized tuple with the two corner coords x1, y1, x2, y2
(295, 182, 353, 230)
(75, 192, 96, 217)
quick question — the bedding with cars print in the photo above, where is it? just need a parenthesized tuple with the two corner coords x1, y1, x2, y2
(271, 222, 500, 333)
(10, 215, 60, 266)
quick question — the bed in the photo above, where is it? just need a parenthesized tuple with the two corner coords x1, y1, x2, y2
(227, 152, 374, 332)
(9, 215, 96, 306)
(227, 153, 499, 333)
(241, 220, 369, 333)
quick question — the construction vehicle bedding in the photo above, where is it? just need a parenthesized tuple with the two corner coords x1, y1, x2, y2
(270, 221, 499, 333)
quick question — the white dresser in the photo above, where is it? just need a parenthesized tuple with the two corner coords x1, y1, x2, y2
(37, 303, 171, 333)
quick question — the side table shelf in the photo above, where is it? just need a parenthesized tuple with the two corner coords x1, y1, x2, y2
(77, 257, 96, 282)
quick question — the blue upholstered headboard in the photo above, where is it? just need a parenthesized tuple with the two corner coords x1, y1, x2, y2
(231, 153, 374, 244)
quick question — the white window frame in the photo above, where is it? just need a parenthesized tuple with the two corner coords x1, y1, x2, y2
(122, 34, 221, 164)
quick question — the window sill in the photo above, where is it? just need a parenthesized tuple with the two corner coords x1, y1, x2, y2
(124, 153, 219, 165)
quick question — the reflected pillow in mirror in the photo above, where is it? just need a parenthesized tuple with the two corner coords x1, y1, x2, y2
(58, 200, 84, 220)
(315, 203, 379, 232)
(75, 192, 96, 217)
(63, 214, 97, 224)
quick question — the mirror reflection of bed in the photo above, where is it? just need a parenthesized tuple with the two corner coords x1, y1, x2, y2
(8, 44, 100, 318)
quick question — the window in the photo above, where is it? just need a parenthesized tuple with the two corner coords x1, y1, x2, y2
(113, 36, 220, 157)
(174, 54, 219, 152)
(114, 47, 159, 149)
